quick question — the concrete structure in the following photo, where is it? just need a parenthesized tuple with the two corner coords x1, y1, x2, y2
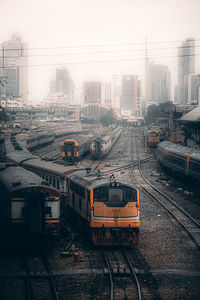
(121, 75, 140, 112)
(83, 81, 102, 104)
(176, 38, 195, 104)
(0, 98, 24, 108)
(145, 62, 170, 104)
(1, 33, 29, 101)
(50, 67, 74, 105)
(178, 106, 200, 149)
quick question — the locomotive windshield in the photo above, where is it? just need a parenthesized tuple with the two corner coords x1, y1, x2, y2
(109, 188, 123, 202)
(94, 186, 136, 206)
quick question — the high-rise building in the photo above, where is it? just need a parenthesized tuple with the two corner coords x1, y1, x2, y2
(145, 63, 170, 104)
(104, 82, 112, 106)
(1, 33, 29, 101)
(83, 81, 102, 104)
(177, 38, 195, 104)
(121, 75, 140, 111)
(50, 67, 75, 104)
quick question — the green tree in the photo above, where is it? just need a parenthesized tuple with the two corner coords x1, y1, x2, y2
(100, 109, 116, 126)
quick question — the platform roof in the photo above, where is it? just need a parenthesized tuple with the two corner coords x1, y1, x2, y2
(179, 106, 200, 123)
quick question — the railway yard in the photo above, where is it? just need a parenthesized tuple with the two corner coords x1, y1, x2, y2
(0, 125, 200, 300)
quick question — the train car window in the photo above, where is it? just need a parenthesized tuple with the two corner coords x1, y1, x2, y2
(79, 197, 82, 210)
(109, 188, 123, 202)
(72, 193, 75, 208)
(124, 187, 136, 202)
(94, 187, 107, 202)
(87, 191, 90, 203)
(57, 180, 60, 190)
(190, 160, 200, 172)
(53, 177, 55, 187)
(168, 154, 185, 167)
(46, 175, 48, 181)
(49, 176, 52, 184)
(70, 181, 85, 198)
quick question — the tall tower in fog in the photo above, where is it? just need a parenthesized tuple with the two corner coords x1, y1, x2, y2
(121, 75, 140, 111)
(177, 38, 195, 104)
(1, 33, 29, 101)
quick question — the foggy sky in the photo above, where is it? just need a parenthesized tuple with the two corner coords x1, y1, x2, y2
(0, 0, 200, 101)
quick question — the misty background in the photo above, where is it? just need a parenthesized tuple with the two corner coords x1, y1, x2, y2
(0, 0, 200, 101)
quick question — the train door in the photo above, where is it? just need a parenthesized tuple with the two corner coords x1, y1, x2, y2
(64, 141, 74, 161)
(26, 190, 45, 234)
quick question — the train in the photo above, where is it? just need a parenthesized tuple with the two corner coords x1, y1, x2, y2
(61, 135, 93, 162)
(0, 163, 61, 238)
(145, 129, 160, 148)
(16, 132, 55, 150)
(90, 126, 122, 159)
(67, 169, 140, 246)
(4, 134, 140, 246)
(157, 141, 200, 182)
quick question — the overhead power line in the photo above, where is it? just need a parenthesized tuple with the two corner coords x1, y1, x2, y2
(0, 45, 200, 59)
(0, 53, 199, 69)
(0, 38, 199, 52)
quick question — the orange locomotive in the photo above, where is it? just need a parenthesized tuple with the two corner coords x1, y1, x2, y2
(67, 170, 140, 246)
(146, 129, 160, 148)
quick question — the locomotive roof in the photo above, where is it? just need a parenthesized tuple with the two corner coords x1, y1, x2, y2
(23, 158, 81, 177)
(0, 166, 44, 192)
(158, 141, 200, 157)
(69, 170, 136, 190)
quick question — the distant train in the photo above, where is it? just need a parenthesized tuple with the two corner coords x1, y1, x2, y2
(157, 141, 200, 182)
(15, 123, 83, 150)
(67, 169, 140, 246)
(90, 126, 122, 159)
(61, 135, 93, 162)
(16, 132, 55, 150)
(145, 129, 160, 148)
(0, 164, 61, 238)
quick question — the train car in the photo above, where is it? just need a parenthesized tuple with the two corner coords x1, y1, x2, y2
(67, 169, 140, 246)
(90, 126, 122, 159)
(0, 164, 61, 238)
(61, 135, 93, 162)
(16, 131, 55, 150)
(145, 129, 160, 148)
(157, 141, 200, 182)
(22, 158, 81, 196)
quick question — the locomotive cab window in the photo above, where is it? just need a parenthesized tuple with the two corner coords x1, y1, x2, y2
(109, 188, 123, 202)
(94, 186, 136, 206)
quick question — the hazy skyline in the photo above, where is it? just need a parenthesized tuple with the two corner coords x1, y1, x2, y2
(1, 0, 200, 101)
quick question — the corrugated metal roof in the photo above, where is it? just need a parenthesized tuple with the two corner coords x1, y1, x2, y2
(23, 158, 81, 177)
(0, 166, 43, 192)
(158, 141, 200, 157)
(179, 106, 200, 122)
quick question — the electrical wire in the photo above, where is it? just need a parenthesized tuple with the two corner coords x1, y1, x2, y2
(0, 54, 199, 68)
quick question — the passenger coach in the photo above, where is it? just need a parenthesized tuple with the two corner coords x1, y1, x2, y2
(157, 141, 200, 181)
(0, 164, 61, 237)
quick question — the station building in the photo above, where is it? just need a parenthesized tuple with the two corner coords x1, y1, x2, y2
(178, 106, 200, 149)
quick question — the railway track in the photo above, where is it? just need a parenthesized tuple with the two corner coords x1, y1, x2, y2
(23, 255, 59, 300)
(102, 249, 142, 300)
(132, 131, 200, 250)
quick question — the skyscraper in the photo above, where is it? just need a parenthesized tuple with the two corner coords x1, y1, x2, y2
(50, 67, 75, 104)
(146, 63, 170, 104)
(83, 81, 102, 104)
(177, 38, 195, 104)
(1, 33, 29, 101)
(121, 75, 140, 111)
